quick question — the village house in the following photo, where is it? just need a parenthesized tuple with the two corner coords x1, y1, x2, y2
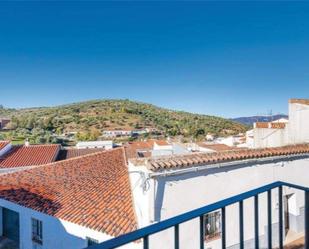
(102, 129, 133, 138)
(1, 100, 309, 249)
(125, 139, 189, 159)
(1, 140, 309, 249)
(189, 142, 236, 153)
(0, 142, 60, 174)
(252, 99, 309, 148)
(128, 144, 309, 249)
(0, 148, 137, 249)
(76, 140, 114, 150)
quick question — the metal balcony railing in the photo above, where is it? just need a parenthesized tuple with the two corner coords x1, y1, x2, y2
(88, 181, 309, 249)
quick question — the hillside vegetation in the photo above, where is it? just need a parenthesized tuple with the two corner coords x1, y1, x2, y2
(0, 100, 246, 143)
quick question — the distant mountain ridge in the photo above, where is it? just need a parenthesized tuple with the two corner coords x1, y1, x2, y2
(231, 114, 288, 126)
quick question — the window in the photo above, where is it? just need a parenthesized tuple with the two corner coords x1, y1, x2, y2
(31, 218, 43, 244)
(204, 210, 221, 241)
(87, 237, 99, 246)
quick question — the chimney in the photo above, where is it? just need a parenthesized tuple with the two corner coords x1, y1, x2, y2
(25, 139, 30, 147)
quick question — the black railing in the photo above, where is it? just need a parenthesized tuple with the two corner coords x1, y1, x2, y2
(88, 181, 309, 249)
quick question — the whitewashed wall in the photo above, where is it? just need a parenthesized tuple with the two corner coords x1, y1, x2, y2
(0, 199, 138, 249)
(130, 157, 309, 249)
(253, 127, 288, 148)
(288, 102, 309, 144)
(253, 102, 309, 148)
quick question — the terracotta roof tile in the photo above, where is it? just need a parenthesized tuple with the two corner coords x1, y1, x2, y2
(197, 143, 237, 152)
(255, 122, 270, 129)
(255, 122, 286, 129)
(124, 139, 169, 159)
(154, 140, 169, 146)
(271, 122, 286, 129)
(0, 144, 60, 168)
(57, 148, 105, 160)
(0, 148, 137, 237)
(147, 144, 309, 171)
(289, 99, 309, 105)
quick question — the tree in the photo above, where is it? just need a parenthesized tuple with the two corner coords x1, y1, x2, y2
(26, 116, 35, 130)
(89, 128, 101, 140)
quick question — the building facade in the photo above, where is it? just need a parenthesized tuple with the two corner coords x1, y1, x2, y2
(0, 148, 138, 249)
(253, 99, 309, 148)
(128, 145, 309, 249)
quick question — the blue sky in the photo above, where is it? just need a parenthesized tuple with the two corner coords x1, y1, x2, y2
(0, 1, 309, 118)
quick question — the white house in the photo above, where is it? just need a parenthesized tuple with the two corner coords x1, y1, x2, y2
(102, 129, 133, 138)
(252, 99, 309, 148)
(125, 139, 189, 159)
(0, 148, 138, 249)
(151, 140, 174, 157)
(206, 133, 215, 141)
(288, 99, 309, 144)
(1, 141, 309, 249)
(76, 140, 113, 149)
(128, 144, 309, 249)
(215, 136, 237, 147)
(190, 142, 235, 153)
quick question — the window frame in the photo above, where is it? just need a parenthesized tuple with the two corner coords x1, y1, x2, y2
(31, 218, 43, 245)
(86, 237, 99, 246)
(204, 210, 222, 241)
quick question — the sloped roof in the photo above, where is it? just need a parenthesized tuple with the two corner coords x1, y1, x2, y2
(197, 143, 236, 152)
(154, 140, 170, 146)
(57, 148, 105, 160)
(125, 139, 169, 159)
(0, 148, 137, 237)
(147, 144, 309, 171)
(0, 144, 60, 168)
(0, 141, 10, 151)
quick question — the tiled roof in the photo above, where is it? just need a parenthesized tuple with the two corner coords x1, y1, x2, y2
(289, 99, 309, 105)
(197, 143, 236, 152)
(57, 148, 105, 160)
(154, 140, 170, 146)
(125, 139, 168, 159)
(0, 148, 137, 237)
(255, 122, 286, 129)
(0, 144, 60, 168)
(0, 141, 10, 151)
(125, 142, 152, 159)
(147, 144, 309, 171)
(271, 122, 286, 129)
(255, 122, 270, 128)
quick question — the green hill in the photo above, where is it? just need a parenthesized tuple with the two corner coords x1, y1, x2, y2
(0, 99, 246, 143)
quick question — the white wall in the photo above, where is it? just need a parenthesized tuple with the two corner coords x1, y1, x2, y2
(130, 156, 309, 249)
(128, 163, 153, 227)
(253, 127, 288, 148)
(253, 102, 309, 148)
(76, 141, 113, 149)
(288, 102, 309, 144)
(0, 199, 138, 249)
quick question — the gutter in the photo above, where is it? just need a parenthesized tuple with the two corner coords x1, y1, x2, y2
(148, 153, 309, 179)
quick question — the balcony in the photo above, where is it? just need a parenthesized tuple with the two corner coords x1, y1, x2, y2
(87, 181, 309, 249)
